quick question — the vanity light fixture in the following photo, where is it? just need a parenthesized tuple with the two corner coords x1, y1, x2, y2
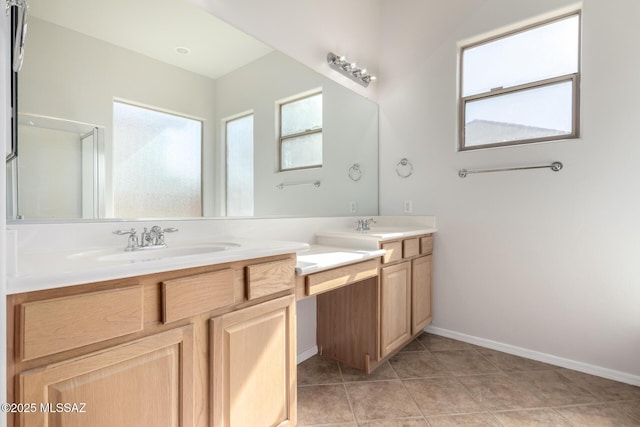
(327, 52, 376, 87)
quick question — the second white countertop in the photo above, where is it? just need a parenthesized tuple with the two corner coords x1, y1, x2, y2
(295, 245, 386, 275)
(316, 226, 438, 250)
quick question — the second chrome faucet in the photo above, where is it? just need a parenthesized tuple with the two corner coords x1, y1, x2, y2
(355, 218, 376, 232)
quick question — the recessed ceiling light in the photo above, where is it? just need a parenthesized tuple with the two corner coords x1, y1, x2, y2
(175, 46, 191, 55)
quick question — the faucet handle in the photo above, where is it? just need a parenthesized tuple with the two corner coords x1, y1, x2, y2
(150, 226, 178, 246)
(113, 228, 137, 236)
(113, 228, 139, 251)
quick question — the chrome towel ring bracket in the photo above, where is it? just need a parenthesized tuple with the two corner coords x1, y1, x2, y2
(348, 163, 362, 181)
(396, 158, 413, 178)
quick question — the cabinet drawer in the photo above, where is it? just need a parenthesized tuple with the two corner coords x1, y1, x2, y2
(19, 286, 143, 361)
(420, 235, 434, 255)
(381, 241, 402, 264)
(162, 269, 235, 324)
(305, 259, 378, 296)
(403, 238, 420, 258)
(246, 258, 295, 300)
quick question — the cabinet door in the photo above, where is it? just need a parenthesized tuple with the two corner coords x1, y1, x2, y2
(412, 255, 433, 335)
(211, 295, 296, 427)
(380, 262, 412, 358)
(18, 326, 194, 427)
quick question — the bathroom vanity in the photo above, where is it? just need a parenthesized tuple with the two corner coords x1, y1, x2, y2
(297, 228, 435, 373)
(5, 240, 304, 427)
(4, 219, 436, 426)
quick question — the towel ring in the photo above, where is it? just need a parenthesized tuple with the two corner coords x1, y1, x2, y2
(396, 158, 413, 178)
(348, 163, 362, 181)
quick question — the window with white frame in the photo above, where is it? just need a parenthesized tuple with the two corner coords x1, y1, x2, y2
(112, 101, 202, 217)
(225, 113, 254, 216)
(459, 12, 581, 150)
(279, 92, 322, 171)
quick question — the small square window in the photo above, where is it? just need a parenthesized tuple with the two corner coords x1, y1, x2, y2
(279, 92, 322, 170)
(459, 12, 581, 150)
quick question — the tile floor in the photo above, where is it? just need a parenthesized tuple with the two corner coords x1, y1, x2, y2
(297, 333, 640, 426)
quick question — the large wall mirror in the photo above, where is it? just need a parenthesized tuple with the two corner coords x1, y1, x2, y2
(6, 0, 379, 221)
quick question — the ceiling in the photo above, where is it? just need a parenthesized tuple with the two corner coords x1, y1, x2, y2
(28, 0, 274, 79)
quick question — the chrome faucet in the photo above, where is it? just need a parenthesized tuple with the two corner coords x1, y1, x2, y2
(355, 218, 376, 232)
(113, 226, 179, 251)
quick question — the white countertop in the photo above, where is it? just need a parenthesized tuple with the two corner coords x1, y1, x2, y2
(7, 238, 309, 295)
(7, 223, 436, 295)
(316, 226, 438, 250)
(295, 245, 386, 275)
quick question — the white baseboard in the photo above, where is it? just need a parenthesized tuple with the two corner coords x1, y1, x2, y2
(425, 326, 640, 387)
(297, 345, 318, 365)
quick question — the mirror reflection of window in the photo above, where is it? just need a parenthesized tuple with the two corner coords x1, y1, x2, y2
(279, 92, 323, 171)
(112, 101, 202, 218)
(225, 113, 254, 217)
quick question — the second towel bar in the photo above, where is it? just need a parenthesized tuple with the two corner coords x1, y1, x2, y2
(458, 161, 563, 178)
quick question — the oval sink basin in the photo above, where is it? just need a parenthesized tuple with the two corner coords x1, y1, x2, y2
(67, 242, 241, 263)
(98, 245, 229, 262)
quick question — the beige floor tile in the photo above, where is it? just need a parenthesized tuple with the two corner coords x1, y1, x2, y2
(557, 369, 640, 401)
(493, 408, 574, 426)
(341, 360, 398, 382)
(555, 402, 640, 426)
(389, 351, 450, 379)
(296, 335, 640, 427)
(403, 377, 482, 416)
(297, 384, 355, 426)
(431, 350, 499, 376)
(457, 374, 543, 410)
(298, 355, 343, 385)
(346, 380, 422, 421)
(301, 424, 358, 427)
(400, 339, 427, 352)
(358, 418, 428, 427)
(614, 400, 640, 422)
(416, 333, 475, 352)
(476, 348, 555, 372)
(507, 370, 599, 406)
(426, 412, 501, 426)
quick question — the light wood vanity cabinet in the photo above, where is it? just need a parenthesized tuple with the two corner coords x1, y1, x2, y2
(6, 254, 296, 427)
(379, 235, 433, 358)
(412, 254, 433, 335)
(316, 233, 433, 373)
(211, 295, 296, 427)
(379, 262, 412, 357)
(18, 325, 194, 427)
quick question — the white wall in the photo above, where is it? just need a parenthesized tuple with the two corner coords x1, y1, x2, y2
(189, 0, 382, 102)
(379, 0, 640, 382)
(215, 51, 378, 217)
